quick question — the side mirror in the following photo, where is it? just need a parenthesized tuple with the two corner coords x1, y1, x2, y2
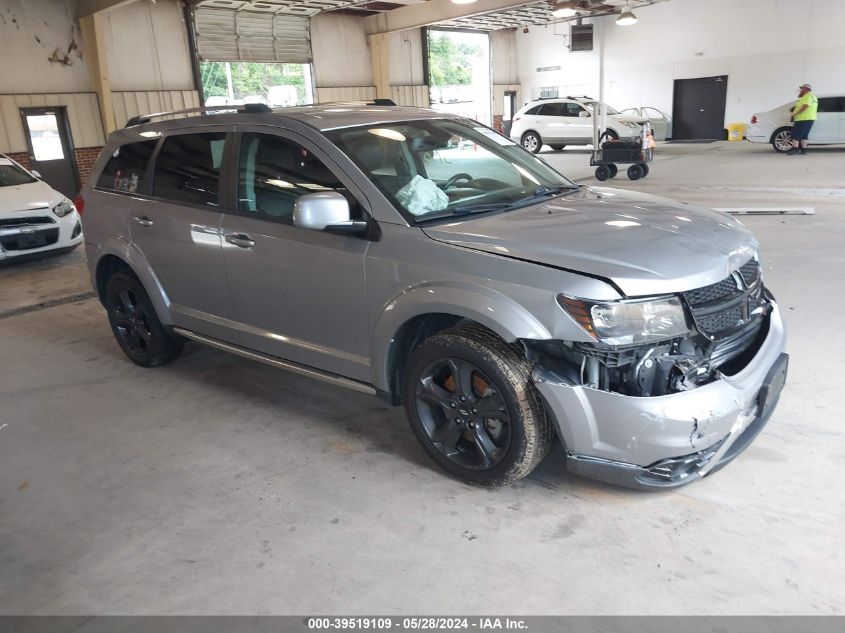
(579, 111, 591, 118)
(293, 191, 369, 236)
(31, 170, 42, 178)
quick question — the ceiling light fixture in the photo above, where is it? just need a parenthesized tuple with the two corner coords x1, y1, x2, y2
(616, 2, 638, 26)
(450, 0, 478, 4)
(551, 1, 578, 18)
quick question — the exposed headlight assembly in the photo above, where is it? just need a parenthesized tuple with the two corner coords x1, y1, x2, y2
(52, 198, 75, 218)
(558, 294, 690, 346)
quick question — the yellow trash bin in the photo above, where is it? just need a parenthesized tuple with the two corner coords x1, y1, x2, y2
(727, 122, 748, 141)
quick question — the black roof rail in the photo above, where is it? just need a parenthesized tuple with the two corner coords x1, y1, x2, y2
(124, 103, 272, 128)
(124, 99, 400, 128)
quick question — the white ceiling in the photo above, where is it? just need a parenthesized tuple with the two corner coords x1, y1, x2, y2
(192, 0, 665, 31)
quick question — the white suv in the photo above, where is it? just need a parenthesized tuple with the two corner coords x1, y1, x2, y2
(747, 95, 845, 152)
(510, 97, 642, 153)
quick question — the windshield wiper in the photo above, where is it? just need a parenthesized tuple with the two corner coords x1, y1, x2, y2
(450, 202, 515, 216)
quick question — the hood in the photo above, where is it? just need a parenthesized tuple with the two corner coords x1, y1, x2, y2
(422, 187, 758, 297)
(0, 179, 62, 215)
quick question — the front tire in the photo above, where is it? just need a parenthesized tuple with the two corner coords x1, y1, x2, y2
(105, 271, 183, 367)
(600, 129, 619, 142)
(549, 144, 565, 151)
(402, 325, 553, 486)
(521, 131, 542, 154)
(595, 165, 610, 181)
(771, 127, 793, 153)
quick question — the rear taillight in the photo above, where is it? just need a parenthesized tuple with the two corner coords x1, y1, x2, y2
(73, 195, 85, 215)
(750, 115, 758, 124)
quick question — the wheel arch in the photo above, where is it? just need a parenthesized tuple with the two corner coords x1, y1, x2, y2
(770, 125, 793, 144)
(371, 283, 552, 404)
(93, 237, 174, 325)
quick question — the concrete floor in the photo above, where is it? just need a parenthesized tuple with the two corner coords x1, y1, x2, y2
(1, 141, 843, 615)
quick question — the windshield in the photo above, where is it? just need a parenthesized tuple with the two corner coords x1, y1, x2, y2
(584, 101, 621, 116)
(326, 119, 578, 223)
(0, 160, 37, 187)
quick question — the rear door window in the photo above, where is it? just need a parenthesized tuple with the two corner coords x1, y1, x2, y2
(153, 132, 227, 207)
(96, 140, 158, 193)
(539, 103, 567, 117)
(817, 97, 845, 113)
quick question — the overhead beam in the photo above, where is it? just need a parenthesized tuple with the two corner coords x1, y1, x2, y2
(363, 0, 539, 34)
(77, 0, 141, 17)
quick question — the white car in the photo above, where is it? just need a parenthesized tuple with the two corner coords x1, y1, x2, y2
(0, 154, 82, 262)
(510, 97, 642, 153)
(747, 95, 845, 152)
(620, 106, 673, 141)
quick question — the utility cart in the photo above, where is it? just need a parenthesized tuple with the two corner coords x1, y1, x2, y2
(591, 124, 654, 181)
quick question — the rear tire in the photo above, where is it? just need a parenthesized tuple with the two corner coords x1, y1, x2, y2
(402, 325, 553, 486)
(521, 131, 542, 154)
(549, 144, 565, 151)
(771, 127, 793, 153)
(608, 164, 618, 178)
(105, 271, 183, 367)
(639, 162, 649, 177)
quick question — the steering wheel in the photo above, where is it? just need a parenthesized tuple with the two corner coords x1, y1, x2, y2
(442, 173, 474, 189)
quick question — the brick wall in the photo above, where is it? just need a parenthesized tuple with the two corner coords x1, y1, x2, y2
(6, 152, 31, 171)
(75, 146, 103, 186)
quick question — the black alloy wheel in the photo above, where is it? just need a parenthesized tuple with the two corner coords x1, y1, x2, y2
(414, 357, 512, 471)
(403, 325, 553, 486)
(105, 271, 183, 367)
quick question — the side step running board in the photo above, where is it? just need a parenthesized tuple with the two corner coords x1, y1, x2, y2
(172, 327, 376, 396)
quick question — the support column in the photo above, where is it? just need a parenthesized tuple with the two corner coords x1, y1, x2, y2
(369, 33, 391, 100)
(80, 11, 117, 135)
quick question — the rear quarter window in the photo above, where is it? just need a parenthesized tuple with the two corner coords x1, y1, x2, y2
(96, 140, 158, 193)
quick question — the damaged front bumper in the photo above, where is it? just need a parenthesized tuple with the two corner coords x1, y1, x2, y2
(533, 303, 788, 489)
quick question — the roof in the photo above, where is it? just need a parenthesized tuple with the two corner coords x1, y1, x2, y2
(114, 104, 453, 143)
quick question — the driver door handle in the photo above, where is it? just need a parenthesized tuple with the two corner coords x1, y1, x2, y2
(225, 233, 256, 249)
(133, 215, 154, 227)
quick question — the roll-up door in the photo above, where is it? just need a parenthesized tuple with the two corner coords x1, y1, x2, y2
(195, 7, 311, 64)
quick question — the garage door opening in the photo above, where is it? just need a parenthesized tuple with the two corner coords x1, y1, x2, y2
(427, 29, 491, 126)
(200, 62, 314, 107)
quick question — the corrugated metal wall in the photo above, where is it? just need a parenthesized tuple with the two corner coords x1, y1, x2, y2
(0, 90, 201, 153)
(391, 85, 430, 108)
(315, 86, 376, 103)
(0, 93, 104, 153)
(112, 91, 201, 128)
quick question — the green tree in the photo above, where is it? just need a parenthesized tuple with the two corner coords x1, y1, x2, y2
(427, 33, 481, 87)
(200, 61, 308, 103)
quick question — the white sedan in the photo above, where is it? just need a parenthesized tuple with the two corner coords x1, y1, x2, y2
(746, 95, 845, 152)
(620, 106, 673, 140)
(0, 154, 83, 262)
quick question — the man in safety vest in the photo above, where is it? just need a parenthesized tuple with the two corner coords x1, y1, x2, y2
(787, 83, 818, 155)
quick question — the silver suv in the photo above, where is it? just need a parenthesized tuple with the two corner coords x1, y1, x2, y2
(80, 103, 788, 489)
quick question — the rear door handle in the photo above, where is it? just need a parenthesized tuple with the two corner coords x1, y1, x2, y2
(225, 233, 256, 249)
(133, 215, 154, 227)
